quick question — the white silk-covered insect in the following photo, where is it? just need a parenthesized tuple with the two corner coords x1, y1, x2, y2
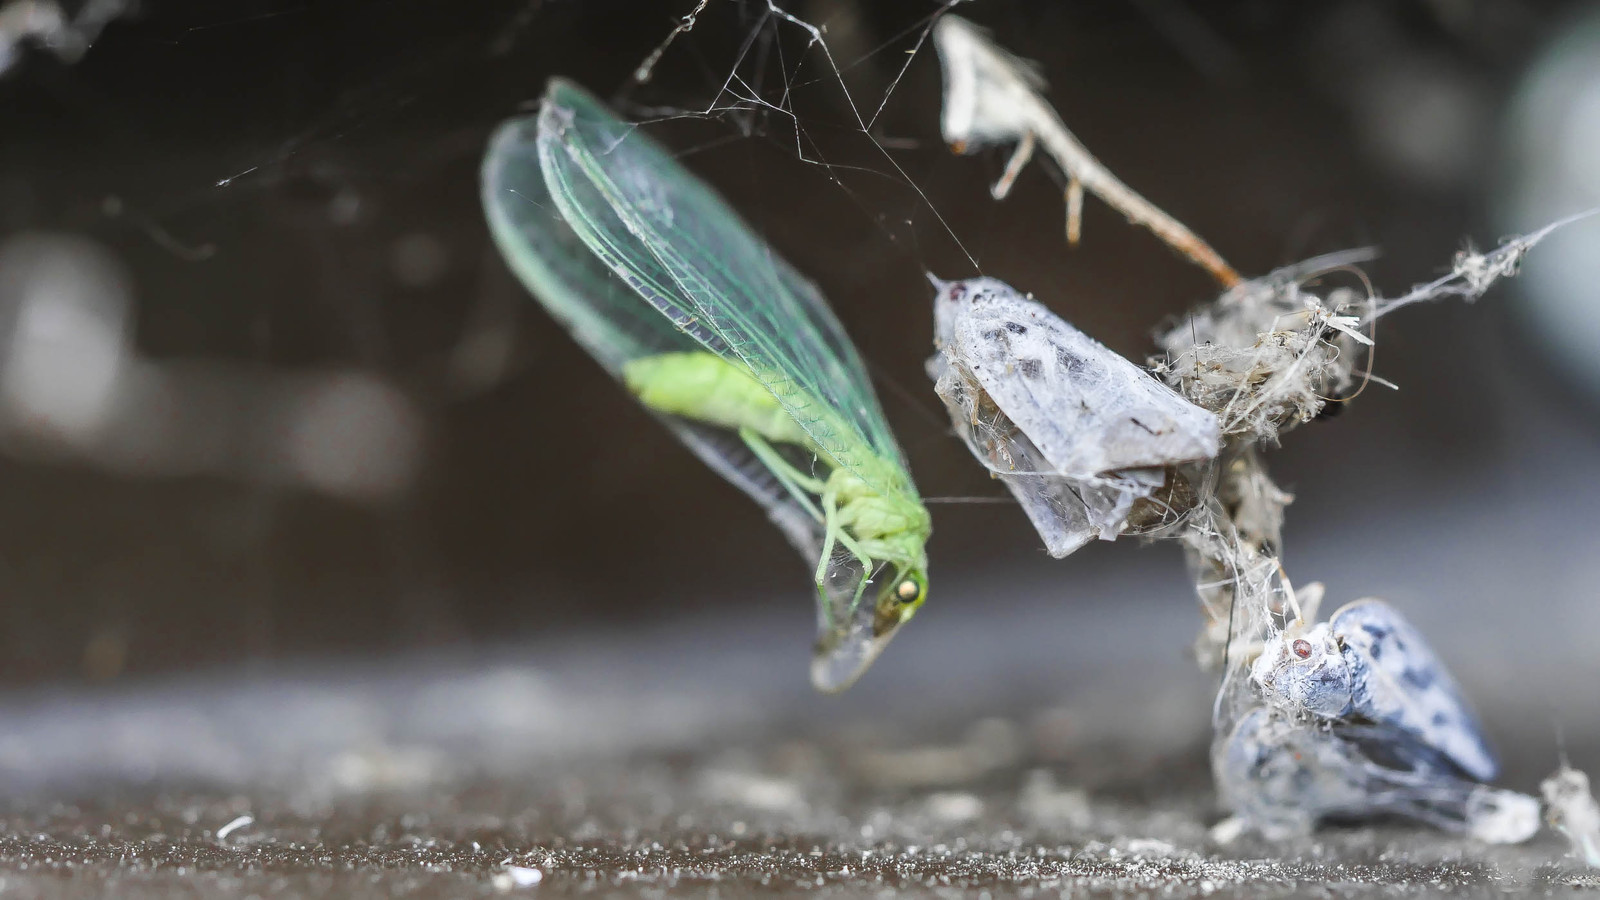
(927, 276, 1221, 557)
(1219, 592, 1539, 842)
(1250, 595, 1497, 781)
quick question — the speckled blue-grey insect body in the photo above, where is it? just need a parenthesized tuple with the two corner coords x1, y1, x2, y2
(1251, 599, 1498, 782)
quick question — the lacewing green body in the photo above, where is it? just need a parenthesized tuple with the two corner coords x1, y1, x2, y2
(481, 78, 930, 691)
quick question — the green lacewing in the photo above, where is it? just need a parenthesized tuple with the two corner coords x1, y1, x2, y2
(481, 78, 930, 691)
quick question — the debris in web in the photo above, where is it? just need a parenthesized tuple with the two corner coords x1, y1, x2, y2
(1152, 272, 1373, 447)
(1366, 207, 1600, 322)
(1212, 447, 1290, 555)
(1177, 466, 1287, 671)
(931, 14, 1241, 287)
(1542, 765, 1600, 867)
(633, 0, 714, 84)
(1153, 211, 1597, 449)
(926, 275, 1219, 557)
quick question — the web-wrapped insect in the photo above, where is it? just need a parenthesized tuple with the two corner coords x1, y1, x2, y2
(1218, 592, 1539, 842)
(927, 276, 1221, 557)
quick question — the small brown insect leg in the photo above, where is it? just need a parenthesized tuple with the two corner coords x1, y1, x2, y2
(1065, 176, 1084, 246)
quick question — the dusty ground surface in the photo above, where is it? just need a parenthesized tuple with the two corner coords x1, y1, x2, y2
(0, 554, 1597, 899)
(2, 754, 1596, 899)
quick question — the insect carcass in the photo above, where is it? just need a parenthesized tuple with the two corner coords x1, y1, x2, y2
(927, 276, 1221, 557)
(483, 78, 931, 692)
(1250, 597, 1497, 780)
(1218, 595, 1539, 842)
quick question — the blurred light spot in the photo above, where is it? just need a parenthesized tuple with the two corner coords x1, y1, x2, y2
(328, 188, 362, 225)
(81, 627, 127, 681)
(1355, 60, 1484, 189)
(1499, 10, 1600, 396)
(84, 359, 430, 504)
(389, 232, 448, 288)
(0, 232, 130, 448)
(447, 323, 514, 395)
(701, 769, 806, 812)
(1309, 6, 1489, 190)
(924, 790, 984, 823)
(447, 286, 519, 396)
(281, 371, 424, 501)
(1019, 768, 1092, 828)
(323, 747, 443, 794)
(490, 866, 543, 891)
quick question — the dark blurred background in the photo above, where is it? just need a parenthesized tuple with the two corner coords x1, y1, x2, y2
(0, 0, 1596, 720)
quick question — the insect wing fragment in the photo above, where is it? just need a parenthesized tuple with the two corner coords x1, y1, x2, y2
(1330, 599, 1499, 782)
